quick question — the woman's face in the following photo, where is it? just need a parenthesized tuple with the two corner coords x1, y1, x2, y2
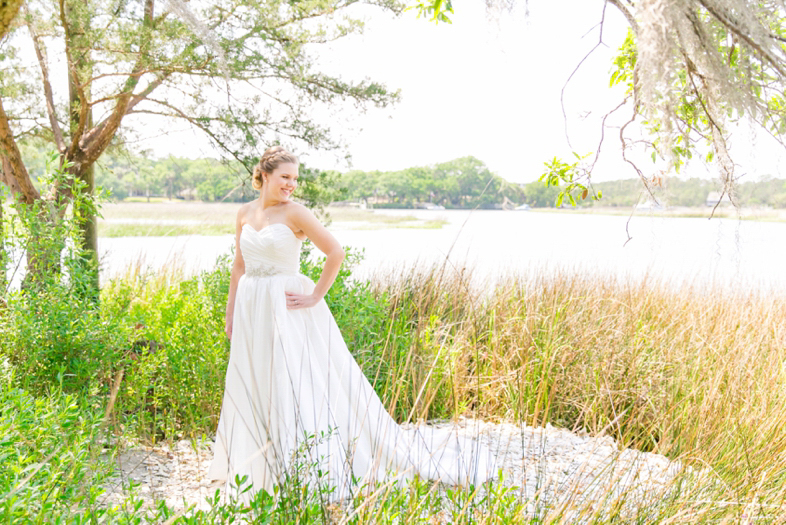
(264, 162, 299, 201)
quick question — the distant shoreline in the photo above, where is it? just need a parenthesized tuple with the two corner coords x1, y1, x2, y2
(526, 205, 786, 222)
(96, 201, 786, 239)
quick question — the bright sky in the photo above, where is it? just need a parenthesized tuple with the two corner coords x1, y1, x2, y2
(145, 0, 786, 184)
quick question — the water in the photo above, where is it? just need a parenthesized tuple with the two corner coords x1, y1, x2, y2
(94, 209, 786, 293)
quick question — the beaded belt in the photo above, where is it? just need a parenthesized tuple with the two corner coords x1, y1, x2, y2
(245, 265, 295, 278)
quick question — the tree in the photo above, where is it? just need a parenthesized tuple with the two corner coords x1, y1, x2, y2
(0, 0, 22, 40)
(0, 0, 398, 289)
(418, 0, 786, 209)
(601, 0, 786, 208)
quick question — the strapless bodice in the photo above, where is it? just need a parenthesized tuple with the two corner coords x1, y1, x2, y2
(240, 223, 302, 277)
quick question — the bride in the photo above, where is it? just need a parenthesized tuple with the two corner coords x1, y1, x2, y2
(208, 146, 495, 504)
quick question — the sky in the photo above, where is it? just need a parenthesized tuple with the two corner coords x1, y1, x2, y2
(142, 0, 786, 185)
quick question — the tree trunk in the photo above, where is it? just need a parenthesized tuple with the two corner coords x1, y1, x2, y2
(68, 2, 99, 294)
(0, 0, 23, 40)
(77, 163, 99, 292)
(22, 209, 65, 291)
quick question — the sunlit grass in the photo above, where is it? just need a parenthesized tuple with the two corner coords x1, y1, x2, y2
(98, 202, 448, 234)
(4, 245, 786, 522)
(98, 222, 235, 237)
(361, 264, 786, 521)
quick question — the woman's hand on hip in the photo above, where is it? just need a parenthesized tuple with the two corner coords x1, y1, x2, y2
(225, 315, 233, 340)
(286, 291, 319, 310)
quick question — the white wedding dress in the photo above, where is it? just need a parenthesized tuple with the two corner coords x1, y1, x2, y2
(208, 222, 496, 504)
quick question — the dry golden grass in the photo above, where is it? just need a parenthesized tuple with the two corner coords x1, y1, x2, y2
(97, 202, 446, 236)
(367, 265, 786, 517)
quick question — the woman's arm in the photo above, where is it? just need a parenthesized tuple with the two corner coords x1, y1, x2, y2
(286, 203, 344, 309)
(225, 208, 247, 338)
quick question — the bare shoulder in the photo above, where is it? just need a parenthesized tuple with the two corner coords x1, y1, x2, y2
(285, 201, 318, 225)
(236, 201, 256, 223)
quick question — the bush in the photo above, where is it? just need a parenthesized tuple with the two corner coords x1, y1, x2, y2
(0, 373, 114, 522)
(101, 255, 233, 442)
(1, 284, 132, 397)
(0, 158, 129, 397)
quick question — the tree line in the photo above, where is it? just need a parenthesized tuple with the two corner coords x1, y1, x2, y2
(567, 177, 786, 209)
(44, 144, 785, 210)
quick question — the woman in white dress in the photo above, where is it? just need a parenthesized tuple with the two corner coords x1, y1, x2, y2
(208, 146, 495, 504)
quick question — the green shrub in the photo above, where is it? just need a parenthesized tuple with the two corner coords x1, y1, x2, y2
(0, 375, 113, 522)
(102, 256, 232, 442)
(0, 285, 132, 397)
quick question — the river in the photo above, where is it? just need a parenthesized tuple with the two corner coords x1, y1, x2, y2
(95, 209, 786, 293)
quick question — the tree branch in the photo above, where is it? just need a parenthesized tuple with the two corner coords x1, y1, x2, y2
(561, 1, 608, 150)
(606, 0, 638, 33)
(81, 0, 155, 163)
(589, 96, 630, 174)
(59, 0, 90, 160)
(129, 104, 252, 171)
(619, 103, 657, 203)
(24, 5, 66, 153)
(0, 98, 39, 203)
(696, 0, 786, 78)
(125, 72, 172, 113)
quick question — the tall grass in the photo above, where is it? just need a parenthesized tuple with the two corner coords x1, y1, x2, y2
(4, 245, 786, 521)
(365, 264, 786, 517)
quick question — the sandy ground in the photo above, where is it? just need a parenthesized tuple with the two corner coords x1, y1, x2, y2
(98, 419, 693, 520)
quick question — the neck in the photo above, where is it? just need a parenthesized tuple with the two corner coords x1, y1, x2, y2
(259, 190, 282, 209)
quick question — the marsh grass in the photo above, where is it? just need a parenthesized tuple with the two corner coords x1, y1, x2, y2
(361, 264, 786, 520)
(95, 261, 786, 522)
(96, 202, 447, 236)
(98, 222, 235, 237)
(4, 241, 786, 521)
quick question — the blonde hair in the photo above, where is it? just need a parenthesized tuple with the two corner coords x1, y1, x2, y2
(252, 146, 298, 190)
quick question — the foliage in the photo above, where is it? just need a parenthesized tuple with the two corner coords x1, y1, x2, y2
(1, 280, 132, 396)
(63, 145, 339, 209)
(0, 0, 400, 284)
(520, 174, 786, 209)
(0, 377, 114, 522)
(100, 256, 233, 442)
(93, 151, 253, 203)
(1, 153, 102, 290)
(539, 154, 602, 208)
(0, 154, 122, 393)
(600, 1, 786, 205)
(294, 166, 348, 222)
(5, 242, 786, 520)
(412, 0, 786, 213)
(338, 156, 524, 209)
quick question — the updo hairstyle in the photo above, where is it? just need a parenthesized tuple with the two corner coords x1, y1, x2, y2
(252, 146, 299, 190)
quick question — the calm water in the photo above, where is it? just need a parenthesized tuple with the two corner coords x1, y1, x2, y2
(95, 209, 786, 293)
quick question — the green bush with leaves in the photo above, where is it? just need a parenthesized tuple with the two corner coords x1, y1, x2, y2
(0, 155, 128, 397)
(0, 373, 113, 522)
(101, 256, 232, 442)
(1, 283, 132, 397)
